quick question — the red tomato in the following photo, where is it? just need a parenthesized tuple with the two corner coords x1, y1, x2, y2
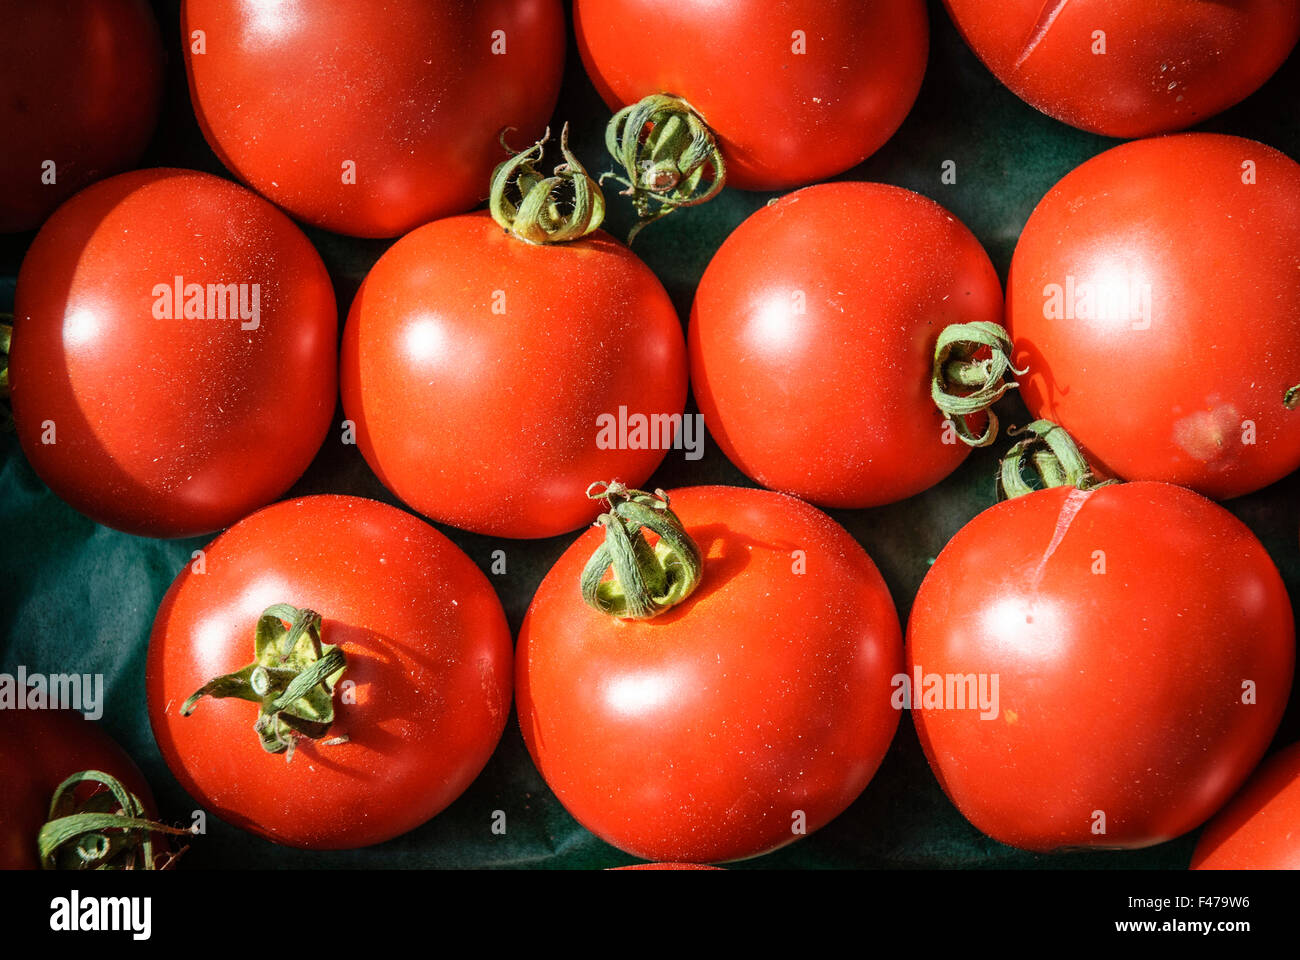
(147, 495, 513, 849)
(574, 0, 928, 190)
(10, 168, 337, 538)
(1192, 742, 1300, 869)
(690, 182, 1005, 508)
(340, 212, 688, 538)
(609, 863, 723, 870)
(0, 0, 163, 233)
(0, 711, 161, 870)
(943, 0, 1300, 138)
(907, 481, 1294, 852)
(182, 0, 565, 237)
(1008, 134, 1300, 500)
(517, 485, 902, 863)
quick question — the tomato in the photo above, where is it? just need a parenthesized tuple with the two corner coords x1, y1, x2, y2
(340, 211, 688, 538)
(1191, 742, 1300, 869)
(0, 711, 165, 870)
(609, 863, 723, 870)
(182, 0, 565, 237)
(689, 182, 1005, 509)
(943, 0, 1300, 138)
(147, 495, 513, 850)
(517, 484, 902, 863)
(1008, 134, 1300, 500)
(907, 481, 1294, 852)
(574, 0, 928, 191)
(10, 168, 337, 538)
(0, 0, 163, 233)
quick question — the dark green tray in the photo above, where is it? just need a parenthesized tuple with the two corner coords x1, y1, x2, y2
(2, 0, 1297, 869)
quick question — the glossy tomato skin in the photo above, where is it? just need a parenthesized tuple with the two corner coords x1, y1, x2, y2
(182, 0, 565, 237)
(943, 0, 1300, 138)
(517, 486, 903, 863)
(690, 182, 1004, 508)
(0, 711, 157, 870)
(10, 169, 337, 538)
(340, 212, 688, 538)
(907, 482, 1294, 852)
(147, 496, 513, 850)
(0, 0, 163, 233)
(574, 0, 928, 190)
(609, 862, 722, 870)
(1008, 135, 1300, 500)
(1191, 742, 1300, 869)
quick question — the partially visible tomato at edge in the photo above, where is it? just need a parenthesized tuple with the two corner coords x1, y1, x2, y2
(10, 168, 338, 538)
(0, 711, 159, 870)
(574, 0, 929, 190)
(1008, 134, 1300, 500)
(182, 0, 566, 237)
(1192, 742, 1300, 869)
(942, 0, 1300, 138)
(0, 0, 163, 233)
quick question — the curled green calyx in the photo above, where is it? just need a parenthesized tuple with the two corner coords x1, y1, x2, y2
(603, 93, 725, 242)
(998, 419, 1115, 500)
(932, 321, 1024, 447)
(182, 603, 347, 756)
(490, 122, 605, 244)
(580, 482, 704, 620)
(38, 770, 190, 870)
(1285, 384, 1299, 410)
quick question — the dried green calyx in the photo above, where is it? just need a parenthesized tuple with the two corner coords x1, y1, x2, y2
(580, 482, 703, 620)
(182, 603, 347, 756)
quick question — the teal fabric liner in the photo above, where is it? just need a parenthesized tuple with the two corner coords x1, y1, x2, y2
(1, 1, 1297, 869)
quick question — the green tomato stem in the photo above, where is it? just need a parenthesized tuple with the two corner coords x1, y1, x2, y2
(580, 482, 703, 620)
(489, 122, 605, 244)
(931, 321, 1023, 447)
(602, 94, 725, 243)
(38, 769, 190, 870)
(182, 604, 347, 755)
(998, 419, 1113, 500)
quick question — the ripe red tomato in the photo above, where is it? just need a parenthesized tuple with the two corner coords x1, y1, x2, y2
(0, 711, 163, 870)
(609, 863, 722, 870)
(10, 168, 337, 538)
(1008, 134, 1300, 500)
(517, 485, 902, 863)
(943, 0, 1300, 137)
(182, 0, 565, 237)
(340, 212, 688, 538)
(690, 182, 1005, 508)
(0, 0, 163, 233)
(147, 495, 513, 850)
(574, 0, 928, 190)
(907, 481, 1294, 852)
(1191, 742, 1300, 869)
